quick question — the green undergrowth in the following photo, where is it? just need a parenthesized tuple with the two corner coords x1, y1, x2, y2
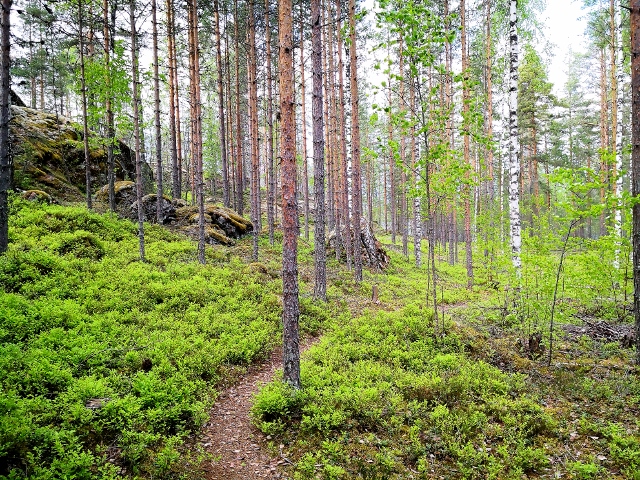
(253, 237, 640, 479)
(0, 198, 326, 479)
(253, 306, 555, 479)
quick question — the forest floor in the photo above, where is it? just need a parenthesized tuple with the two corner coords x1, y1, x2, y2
(199, 337, 318, 479)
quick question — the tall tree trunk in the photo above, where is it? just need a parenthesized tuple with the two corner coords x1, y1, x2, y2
(485, 0, 494, 260)
(187, 0, 205, 263)
(444, 0, 456, 264)
(411, 79, 421, 267)
(388, 43, 395, 243)
(0, 0, 10, 254)
(234, 0, 244, 215)
(599, 47, 608, 237)
(337, 0, 351, 268)
(613, 0, 624, 267)
(631, 0, 640, 364)
(167, 0, 179, 199)
(312, 0, 326, 301)
(327, 5, 341, 257)
(399, 33, 408, 258)
(172, 10, 184, 199)
(508, 0, 522, 275)
(152, 0, 163, 222)
(300, 10, 310, 241)
(78, 0, 92, 209)
(280, 0, 301, 388)
(349, 0, 362, 282)
(265, 0, 275, 244)
(322, 1, 334, 233)
(248, 0, 259, 260)
(214, 0, 229, 208)
(103, 0, 116, 212)
(461, 0, 473, 288)
(130, 0, 145, 261)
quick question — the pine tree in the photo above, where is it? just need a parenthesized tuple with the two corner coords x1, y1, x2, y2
(312, 0, 326, 301)
(280, 0, 301, 389)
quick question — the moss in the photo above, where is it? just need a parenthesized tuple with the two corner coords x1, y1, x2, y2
(95, 181, 135, 202)
(21, 190, 54, 203)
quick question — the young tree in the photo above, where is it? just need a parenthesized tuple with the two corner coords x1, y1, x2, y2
(312, 0, 326, 301)
(0, 0, 10, 254)
(280, 0, 301, 388)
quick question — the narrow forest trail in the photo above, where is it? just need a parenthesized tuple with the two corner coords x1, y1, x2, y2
(199, 338, 317, 479)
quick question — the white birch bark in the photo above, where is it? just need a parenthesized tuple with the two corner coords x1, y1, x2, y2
(508, 0, 522, 274)
(614, 0, 624, 268)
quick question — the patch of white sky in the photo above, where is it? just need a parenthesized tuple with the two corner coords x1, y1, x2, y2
(542, 0, 590, 96)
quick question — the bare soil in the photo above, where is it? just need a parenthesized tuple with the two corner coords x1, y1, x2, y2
(200, 339, 316, 479)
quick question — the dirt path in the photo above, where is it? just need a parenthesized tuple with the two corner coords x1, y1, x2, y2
(200, 339, 316, 479)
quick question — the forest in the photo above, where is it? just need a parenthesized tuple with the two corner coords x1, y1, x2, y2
(2, 0, 640, 478)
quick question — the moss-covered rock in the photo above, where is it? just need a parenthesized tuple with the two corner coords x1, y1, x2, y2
(10, 106, 152, 201)
(131, 194, 177, 224)
(21, 189, 55, 204)
(173, 203, 253, 245)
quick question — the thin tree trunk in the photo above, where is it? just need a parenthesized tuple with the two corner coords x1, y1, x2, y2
(300, 9, 310, 241)
(187, 0, 205, 263)
(280, 0, 301, 388)
(167, 0, 180, 199)
(265, 0, 275, 244)
(327, 4, 342, 258)
(599, 47, 608, 237)
(248, 0, 259, 260)
(214, 0, 229, 208)
(388, 40, 396, 244)
(337, 0, 351, 268)
(78, 0, 92, 209)
(613, 0, 624, 266)
(349, 0, 362, 282)
(130, 0, 145, 262)
(152, 0, 163, 222)
(399, 33, 408, 258)
(321, 0, 333, 233)
(508, 0, 522, 275)
(411, 79, 421, 267)
(0, 0, 10, 254)
(234, 0, 244, 215)
(103, 0, 116, 211)
(461, 0, 473, 288)
(312, 0, 326, 301)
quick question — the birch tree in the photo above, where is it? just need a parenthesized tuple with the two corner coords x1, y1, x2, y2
(509, 0, 522, 275)
(631, 0, 640, 364)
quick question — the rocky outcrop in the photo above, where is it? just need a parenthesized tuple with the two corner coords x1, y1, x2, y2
(10, 105, 152, 201)
(328, 219, 390, 271)
(173, 204, 254, 245)
(96, 182, 253, 245)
